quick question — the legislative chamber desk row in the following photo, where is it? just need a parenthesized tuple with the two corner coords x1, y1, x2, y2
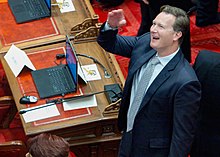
(0, 0, 125, 157)
(2, 41, 124, 157)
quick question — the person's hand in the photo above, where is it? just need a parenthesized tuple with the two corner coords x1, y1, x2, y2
(142, 0, 149, 4)
(107, 9, 126, 28)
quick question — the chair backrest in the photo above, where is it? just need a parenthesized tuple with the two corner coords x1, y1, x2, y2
(0, 140, 27, 157)
(0, 96, 17, 128)
(0, 105, 10, 125)
(0, 127, 27, 157)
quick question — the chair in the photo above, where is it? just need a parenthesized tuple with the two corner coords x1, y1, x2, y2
(69, 151, 77, 157)
(0, 140, 27, 157)
(190, 50, 220, 157)
(0, 127, 27, 157)
(0, 96, 18, 128)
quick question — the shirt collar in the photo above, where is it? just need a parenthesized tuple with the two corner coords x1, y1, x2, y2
(155, 47, 180, 66)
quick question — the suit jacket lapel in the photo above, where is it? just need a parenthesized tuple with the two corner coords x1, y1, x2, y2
(122, 49, 156, 98)
(138, 51, 182, 112)
(138, 70, 171, 112)
(126, 49, 156, 84)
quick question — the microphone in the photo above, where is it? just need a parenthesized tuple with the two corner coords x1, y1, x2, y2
(19, 102, 56, 114)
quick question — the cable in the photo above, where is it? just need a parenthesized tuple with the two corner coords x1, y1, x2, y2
(76, 53, 112, 78)
(46, 89, 120, 104)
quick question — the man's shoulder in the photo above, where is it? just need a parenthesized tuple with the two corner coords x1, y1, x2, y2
(177, 60, 199, 82)
(138, 32, 151, 39)
(135, 32, 151, 45)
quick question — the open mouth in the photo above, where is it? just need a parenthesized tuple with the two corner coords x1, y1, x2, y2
(152, 36, 159, 40)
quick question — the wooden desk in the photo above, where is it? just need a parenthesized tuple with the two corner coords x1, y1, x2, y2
(0, 0, 99, 53)
(1, 41, 125, 157)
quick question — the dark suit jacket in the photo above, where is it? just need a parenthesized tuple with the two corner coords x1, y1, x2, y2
(191, 50, 220, 157)
(97, 23, 201, 157)
(196, 0, 219, 26)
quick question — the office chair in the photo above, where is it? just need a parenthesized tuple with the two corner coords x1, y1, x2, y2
(0, 127, 27, 157)
(191, 50, 220, 157)
(0, 140, 27, 157)
(0, 96, 18, 128)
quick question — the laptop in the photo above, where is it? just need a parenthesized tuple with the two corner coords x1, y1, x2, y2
(8, 0, 51, 23)
(31, 36, 78, 98)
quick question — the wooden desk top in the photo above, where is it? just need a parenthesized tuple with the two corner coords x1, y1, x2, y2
(1, 41, 125, 138)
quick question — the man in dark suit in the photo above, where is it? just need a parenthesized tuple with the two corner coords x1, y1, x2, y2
(97, 5, 201, 157)
(190, 50, 220, 157)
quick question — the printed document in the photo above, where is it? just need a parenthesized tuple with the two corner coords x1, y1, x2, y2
(21, 104, 60, 123)
(63, 94, 97, 111)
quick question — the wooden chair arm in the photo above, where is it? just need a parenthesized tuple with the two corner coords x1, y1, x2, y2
(0, 140, 24, 147)
(0, 96, 18, 128)
(0, 96, 14, 106)
(0, 140, 27, 157)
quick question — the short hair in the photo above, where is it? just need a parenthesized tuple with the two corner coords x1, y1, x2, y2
(27, 133, 70, 157)
(160, 5, 189, 45)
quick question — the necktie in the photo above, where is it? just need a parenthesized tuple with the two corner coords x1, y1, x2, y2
(127, 56, 160, 132)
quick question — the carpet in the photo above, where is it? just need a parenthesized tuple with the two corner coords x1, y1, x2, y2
(92, 0, 220, 78)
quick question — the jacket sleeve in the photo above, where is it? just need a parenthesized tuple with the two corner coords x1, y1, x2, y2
(169, 81, 201, 157)
(97, 22, 138, 58)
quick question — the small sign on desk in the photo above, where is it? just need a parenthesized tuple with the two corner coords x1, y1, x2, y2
(4, 44, 36, 77)
(56, 0, 75, 13)
(82, 64, 101, 81)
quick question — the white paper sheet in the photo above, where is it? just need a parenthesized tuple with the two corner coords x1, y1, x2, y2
(4, 44, 36, 77)
(63, 95, 97, 111)
(21, 104, 60, 123)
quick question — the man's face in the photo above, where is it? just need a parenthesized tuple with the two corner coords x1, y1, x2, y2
(150, 12, 180, 54)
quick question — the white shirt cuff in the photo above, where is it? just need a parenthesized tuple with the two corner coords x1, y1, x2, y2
(104, 22, 118, 31)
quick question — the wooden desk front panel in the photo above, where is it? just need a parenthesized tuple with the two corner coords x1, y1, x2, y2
(51, 119, 121, 157)
(71, 139, 120, 157)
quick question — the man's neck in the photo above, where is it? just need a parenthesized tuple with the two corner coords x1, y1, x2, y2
(157, 46, 180, 57)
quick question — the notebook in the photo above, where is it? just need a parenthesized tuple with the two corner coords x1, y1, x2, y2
(8, 0, 51, 23)
(31, 36, 78, 98)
